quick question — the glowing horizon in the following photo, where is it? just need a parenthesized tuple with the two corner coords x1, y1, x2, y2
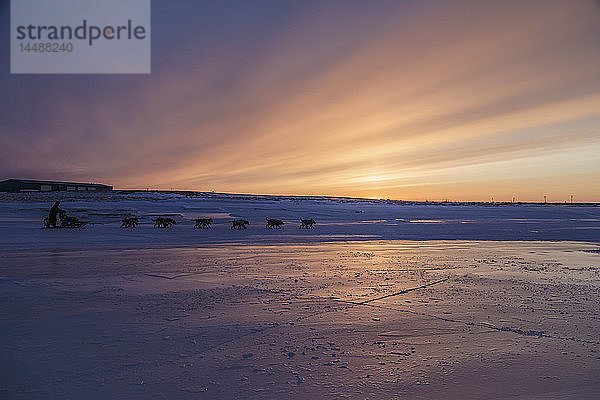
(1, 0, 599, 202)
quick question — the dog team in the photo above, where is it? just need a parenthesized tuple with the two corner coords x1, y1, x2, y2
(45, 201, 316, 230)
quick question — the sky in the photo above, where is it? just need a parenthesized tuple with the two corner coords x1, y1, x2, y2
(1, 0, 600, 202)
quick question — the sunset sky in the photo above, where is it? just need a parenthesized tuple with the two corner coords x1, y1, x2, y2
(1, 0, 599, 201)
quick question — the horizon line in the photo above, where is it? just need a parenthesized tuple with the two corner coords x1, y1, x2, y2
(111, 188, 600, 205)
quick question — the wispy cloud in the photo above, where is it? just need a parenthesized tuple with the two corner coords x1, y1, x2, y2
(1, 0, 599, 201)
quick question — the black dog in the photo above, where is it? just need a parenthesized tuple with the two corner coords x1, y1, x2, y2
(266, 217, 284, 229)
(121, 217, 139, 228)
(194, 218, 213, 229)
(300, 219, 315, 229)
(231, 219, 249, 230)
(153, 217, 176, 228)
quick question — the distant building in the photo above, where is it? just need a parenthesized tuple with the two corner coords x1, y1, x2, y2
(0, 179, 113, 193)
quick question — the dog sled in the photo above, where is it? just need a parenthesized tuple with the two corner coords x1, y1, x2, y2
(43, 210, 87, 229)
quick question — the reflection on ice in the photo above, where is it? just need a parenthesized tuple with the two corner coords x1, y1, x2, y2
(1, 191, 600, 398)
(1, 240, 600, 398)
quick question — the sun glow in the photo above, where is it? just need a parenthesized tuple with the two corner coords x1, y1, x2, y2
(2, 1, 600, 201)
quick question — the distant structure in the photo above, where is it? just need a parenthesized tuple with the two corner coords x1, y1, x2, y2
(0, 179, 112, 193)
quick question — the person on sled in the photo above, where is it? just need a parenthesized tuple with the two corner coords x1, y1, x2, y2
(47, 201, 62, 228)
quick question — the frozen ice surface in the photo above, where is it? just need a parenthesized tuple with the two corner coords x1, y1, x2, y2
(0, 191, 598, 251)
(1, 192, 599, 399)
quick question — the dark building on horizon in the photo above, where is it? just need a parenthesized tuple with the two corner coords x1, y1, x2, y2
(0, 179, 113, 193)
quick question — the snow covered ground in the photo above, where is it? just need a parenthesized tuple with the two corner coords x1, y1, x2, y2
(1, 192, 600, 399)
(0, 191, 598, 250)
